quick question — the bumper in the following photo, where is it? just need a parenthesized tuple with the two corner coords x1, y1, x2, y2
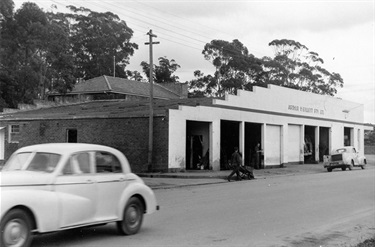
(324, 162, 344, 168)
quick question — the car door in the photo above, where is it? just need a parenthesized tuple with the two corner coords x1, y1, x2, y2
(54, 152, 97, 228)
(94, 151, 127, 221)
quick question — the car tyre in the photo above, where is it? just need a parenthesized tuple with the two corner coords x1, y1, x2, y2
(0, 209, 32, 247)
(117, 197, 144, 235)
(327, 168, 332, 172)
(341, 167, 346, 171)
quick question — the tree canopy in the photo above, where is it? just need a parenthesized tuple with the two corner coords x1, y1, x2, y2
(263, 39, 344, 96)
(189, 38, 344, 97)
(0, 1, 138, 109)
(141, 56, 181, 84)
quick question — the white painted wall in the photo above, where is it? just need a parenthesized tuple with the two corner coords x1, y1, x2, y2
(0, 127, 4, 160)
(168, 85, 368, 170)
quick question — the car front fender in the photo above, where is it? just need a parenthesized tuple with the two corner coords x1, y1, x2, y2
(0, 189, 60, 233)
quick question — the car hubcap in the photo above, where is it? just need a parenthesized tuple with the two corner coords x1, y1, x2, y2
(3, 220, 27, 247)
(126, 205, 140, 229)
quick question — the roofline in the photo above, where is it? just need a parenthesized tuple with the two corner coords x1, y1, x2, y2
(0, 113, 167, 121)
(48, 90, 174, 100)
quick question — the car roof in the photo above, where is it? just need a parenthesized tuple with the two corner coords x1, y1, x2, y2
(16, 143, 120, 155)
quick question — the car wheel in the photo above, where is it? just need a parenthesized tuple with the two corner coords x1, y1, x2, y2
(348, 160, 354, 170)
(117, 197, 144, 235)
(0, 209, 32, 247)
(327, 168, 332, 172)
(341, 167, 346, 171)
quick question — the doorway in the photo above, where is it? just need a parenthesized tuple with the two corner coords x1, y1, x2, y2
(319, 127, 330, 161)
(245, 123, 262, 168)
(304, 126, 315, 163)
(344, 127, 353, 146)
(186, 121, 210, 170)
(220, 120, 240, 170)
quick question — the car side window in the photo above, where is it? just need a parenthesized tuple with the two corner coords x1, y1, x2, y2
(62, 152, 91, 175)
(95, 151, 122, 173)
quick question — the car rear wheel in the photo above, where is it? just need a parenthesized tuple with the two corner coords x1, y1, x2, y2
(0, 209, 32, 247)
(327, 168, 332, 172)
(341, 167, 346, 171)
(117, 197, 144, 235)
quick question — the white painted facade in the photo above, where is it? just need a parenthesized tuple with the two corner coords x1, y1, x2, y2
(168, 85, 370, 171)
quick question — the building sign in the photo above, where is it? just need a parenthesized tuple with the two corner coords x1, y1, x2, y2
(288, 105, 324, 115)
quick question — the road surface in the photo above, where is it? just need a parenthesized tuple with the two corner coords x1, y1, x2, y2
(32, 168, 375, 247)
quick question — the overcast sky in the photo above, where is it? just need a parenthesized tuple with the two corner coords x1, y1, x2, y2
(13, 0, 375, 124)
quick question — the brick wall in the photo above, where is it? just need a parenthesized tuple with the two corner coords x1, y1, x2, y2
(0, 116, 169, 173)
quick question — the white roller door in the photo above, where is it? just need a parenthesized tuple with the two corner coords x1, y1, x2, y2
(288, 125, 301, 163)
(265, 125, 281, 166)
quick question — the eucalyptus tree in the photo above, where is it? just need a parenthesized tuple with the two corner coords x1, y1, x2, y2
(141, 56, 181, 83)
(264, 39, 343, 96)
(0, 1, 52, 107)
(64, 6, 138, 80)
(191, 39, 264, 97)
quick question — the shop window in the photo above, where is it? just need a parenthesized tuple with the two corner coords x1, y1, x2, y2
(9, 124, 20, 143)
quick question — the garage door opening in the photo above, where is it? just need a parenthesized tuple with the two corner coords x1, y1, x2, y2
(344, 127, 353, 146)
(186, 121, 210, 170)
(319, 127, 330, 162)
(220, 120, 240, 170)
(304, 126, 316, 163)
(245, 123, 262, 169)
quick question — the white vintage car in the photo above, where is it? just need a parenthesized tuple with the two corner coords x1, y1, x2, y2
(323, 146, 367, 172)
(0, 143, 159, 247)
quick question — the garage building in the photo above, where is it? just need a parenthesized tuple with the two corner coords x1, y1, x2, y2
(0, 85, 371, 172)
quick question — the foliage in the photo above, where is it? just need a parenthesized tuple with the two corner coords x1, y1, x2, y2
(189, 38, 343, 98)
(0, 1, 138, 109)
(141, 56, 181, 84)
(64, 6, 138, 79)
(194, 39, 264, 97)
(263, 39, 344, 96)
(365, 130, 375, 145)
(1, 2, 51, 107)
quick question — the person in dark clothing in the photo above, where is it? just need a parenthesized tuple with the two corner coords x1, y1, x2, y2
(254, 143, 262, 169)
(227, 147, 242, 182)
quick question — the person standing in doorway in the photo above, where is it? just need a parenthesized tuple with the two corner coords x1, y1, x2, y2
(254, 143, 263, 169)
(227, 147, 242, 182)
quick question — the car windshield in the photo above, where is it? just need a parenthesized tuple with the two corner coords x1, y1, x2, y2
(3, 152, 61, 173)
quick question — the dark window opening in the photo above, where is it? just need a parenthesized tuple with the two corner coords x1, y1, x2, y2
(67, 129, 78, 143)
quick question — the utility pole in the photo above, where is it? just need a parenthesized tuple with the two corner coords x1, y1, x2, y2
(145, 30, 159, 171)
(113, 56, 115, 77)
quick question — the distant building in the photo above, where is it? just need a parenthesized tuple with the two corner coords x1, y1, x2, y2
(1, 85, 372, 172)
(47, 75, 188, 103)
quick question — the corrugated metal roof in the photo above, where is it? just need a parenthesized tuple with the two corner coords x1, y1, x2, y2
(0, 98, 214, 121)
(70, 76, 181, 99)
